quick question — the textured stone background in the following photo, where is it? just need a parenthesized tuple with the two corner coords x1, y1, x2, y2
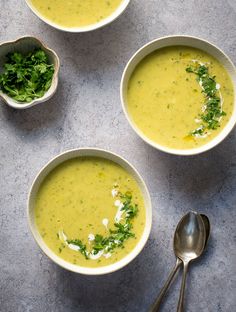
(0, 0, 236, 311)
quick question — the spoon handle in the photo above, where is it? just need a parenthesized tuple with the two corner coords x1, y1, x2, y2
(176, 262, 189, 312)
(149, 258, 182, 312)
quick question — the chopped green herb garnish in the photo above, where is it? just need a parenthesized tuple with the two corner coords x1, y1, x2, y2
(186, 63, 225, 136)
(65, 192, 138, 260)
(66, 239, 89, 259)
(0, 49, 54, 103)
(191, 127, 204, 136)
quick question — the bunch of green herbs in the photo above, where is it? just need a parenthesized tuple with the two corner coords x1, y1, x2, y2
(0, 49, 54, 103)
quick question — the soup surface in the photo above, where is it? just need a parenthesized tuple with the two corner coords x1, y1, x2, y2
(29, 0, 123, 28)
(127, 46, 234, 150)
(34, 157, 145, 268)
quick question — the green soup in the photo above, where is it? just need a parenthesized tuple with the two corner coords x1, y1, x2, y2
(29, 0, 123, 28)
(127, 46, 234, 150)
(34, 157, 145, 268)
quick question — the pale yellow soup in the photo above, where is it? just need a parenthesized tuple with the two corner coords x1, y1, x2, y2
(29, 0, 123, 28)
(127, 46, 234, 150)
(34, 157, 145, 268)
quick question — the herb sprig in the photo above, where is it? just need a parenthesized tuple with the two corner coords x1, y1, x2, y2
(0, 49, 54, 103)
(186, 63, 225, 136)
(64, 192, 138, 260)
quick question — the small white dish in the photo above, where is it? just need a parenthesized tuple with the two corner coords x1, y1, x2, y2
(120, 35, 236, 156)
(0, 36, 59, 109)
(25, 0, 130, 33)
(28, 148, 152, 275)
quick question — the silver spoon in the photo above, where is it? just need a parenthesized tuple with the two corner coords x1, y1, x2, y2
(175, 211, 206, 312)
(150, 212, 209, 312)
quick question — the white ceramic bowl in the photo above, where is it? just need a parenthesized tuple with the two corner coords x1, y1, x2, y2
(121, 35, 236, 156)
(28, 148, 152, 275)
(0, 36, 59, 109)
(25, 0, 130, 33)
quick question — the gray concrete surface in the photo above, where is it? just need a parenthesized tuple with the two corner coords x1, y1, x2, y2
(0, 0, 236, 311)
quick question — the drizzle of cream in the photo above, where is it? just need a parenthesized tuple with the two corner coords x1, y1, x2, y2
(58, 230, 68, 245)
(114, 199, 120, 206)
(89, 250, 104, 260)
(199, 79, 203, 89)
(114, 200, 124, 222)
(111, 188, 118, 198)
(88, 234, 95, 241)
(68, 243, 81, 252)
(102, 218, 109, 229)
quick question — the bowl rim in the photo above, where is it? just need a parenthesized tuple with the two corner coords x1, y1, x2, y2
(0, 35, 60, 109)
(27, 147, 152, 275)
(24, 0, 130, 33)
(120, 35, 236, 156)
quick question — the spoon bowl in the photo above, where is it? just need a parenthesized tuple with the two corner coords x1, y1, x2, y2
(174, 211, 206, 262)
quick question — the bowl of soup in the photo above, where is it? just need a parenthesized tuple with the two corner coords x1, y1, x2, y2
(25, 0, 130, 32)
(28, 148, 152, 275)
(121, 36, 236, 155)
